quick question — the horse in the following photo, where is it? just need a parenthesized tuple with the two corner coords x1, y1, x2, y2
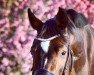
(28, 7, 94, 75)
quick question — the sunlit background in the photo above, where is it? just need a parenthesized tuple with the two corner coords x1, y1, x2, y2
(0, 0, 94, 75)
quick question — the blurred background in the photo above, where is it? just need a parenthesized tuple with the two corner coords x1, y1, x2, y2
(0, 0, 94, 75)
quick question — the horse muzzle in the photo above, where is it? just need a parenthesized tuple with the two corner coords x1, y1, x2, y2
(33, 69, 54, 75)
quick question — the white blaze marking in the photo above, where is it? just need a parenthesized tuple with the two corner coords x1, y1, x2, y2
(37, 35, 59, 53)
(41, 41, 50, 53)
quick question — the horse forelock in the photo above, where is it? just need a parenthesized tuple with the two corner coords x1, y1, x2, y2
(37, 18, 60, 39)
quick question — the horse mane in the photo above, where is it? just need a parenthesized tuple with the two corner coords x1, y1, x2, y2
(67, 9, 88, 28)
(37, 18, 60, 39)
(84, 25, 94, 37)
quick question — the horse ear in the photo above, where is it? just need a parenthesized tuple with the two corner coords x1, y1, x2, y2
(28, 8, 43, 31)
(56, 7, 69, 29)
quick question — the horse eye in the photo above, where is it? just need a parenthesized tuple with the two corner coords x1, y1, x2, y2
(61, 51, 66, 55)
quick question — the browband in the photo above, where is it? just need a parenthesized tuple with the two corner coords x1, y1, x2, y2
(35, 35, 60, 41)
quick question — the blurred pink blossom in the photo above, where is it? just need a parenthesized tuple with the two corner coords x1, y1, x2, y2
(0, 0, 94, 75)
(2, 58, 9, 66)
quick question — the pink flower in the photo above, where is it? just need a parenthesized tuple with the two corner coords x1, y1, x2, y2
(2, 58, 9, 66)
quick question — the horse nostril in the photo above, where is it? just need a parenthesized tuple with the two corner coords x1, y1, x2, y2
(33, 69, 54, 75)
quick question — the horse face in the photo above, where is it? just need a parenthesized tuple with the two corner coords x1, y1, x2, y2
(31, 36, 70, 75)
(28, 7, 78, 75)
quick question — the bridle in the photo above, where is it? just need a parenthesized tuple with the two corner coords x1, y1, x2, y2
(32, 9, 75, 75)
(33, 34, 74, 75)
(62, 44, 73, 75)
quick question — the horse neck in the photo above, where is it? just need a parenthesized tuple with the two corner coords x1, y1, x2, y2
(84, 25, 94, 69)
(73, 25, 94, 75)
